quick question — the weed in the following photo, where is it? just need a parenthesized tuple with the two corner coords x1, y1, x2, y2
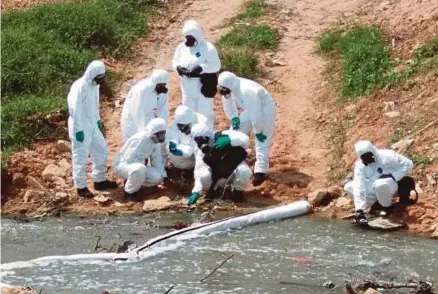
(319, 30, 343, 54)
(389, 129, 405, 144)
(218, 24, 279, 50)
(233, 0, 270, 20)
(219, 48, 261, 79)
(327, 116, 353, 183)
(410, 152, 433, 166)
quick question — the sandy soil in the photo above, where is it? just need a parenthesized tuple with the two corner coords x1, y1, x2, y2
(2, 0, 437, 236)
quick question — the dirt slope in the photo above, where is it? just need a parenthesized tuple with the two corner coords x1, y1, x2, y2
(4, 0, 437, 236)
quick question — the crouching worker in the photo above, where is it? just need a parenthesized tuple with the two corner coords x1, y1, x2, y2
(344, 140, 415, 226)
(113, 118, 167, 200)
(187, 123, 252, 206)
(167, 105, 208, 171)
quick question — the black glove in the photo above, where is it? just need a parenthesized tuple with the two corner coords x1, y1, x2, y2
(188, 65, 202, 78)
(177, 66, 189, 77)
(354, 210, 368, 227)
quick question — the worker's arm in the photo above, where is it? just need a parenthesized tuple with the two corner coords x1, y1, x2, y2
(199, 43, 221, 73)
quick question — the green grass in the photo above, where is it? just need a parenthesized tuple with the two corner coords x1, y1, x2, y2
(218, 24, 279, 50)
(219, 48, 261, 79)
(319, 26, 394, 98)
(410, 152, 433, 166)
(1, 0, 155, 161)
(320, 27, 438, 100)
(232, 0, 270, 20)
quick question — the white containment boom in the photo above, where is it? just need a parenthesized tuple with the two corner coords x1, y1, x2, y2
(0, 201, 310, 270)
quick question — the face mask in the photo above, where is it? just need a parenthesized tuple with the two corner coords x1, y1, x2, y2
(185, 35, 197, 47)
(155, 84, 168, 95)
(177, 123, 191, 135)
(219, 87, 231, 98)
(151, 130, 166, 144)
(93, 74, 105, 86)
(360, 152, 375, 166)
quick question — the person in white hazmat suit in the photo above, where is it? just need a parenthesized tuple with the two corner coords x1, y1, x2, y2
(344, 140, 414, 226)
(217, 71, 276, 187)
(113, 118, 167, 200)
(172, 19, 221, 129)
(121, 69, 169, 142)
(187, 123, 252, 206)
(167, 105, 208, 171)
(67, 60, 118, 198)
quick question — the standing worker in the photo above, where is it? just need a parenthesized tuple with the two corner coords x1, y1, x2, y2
(167, 105, 208, 171)
(217, 71, 276, 186)
(344, 140, 414, 226)
(121, 69, 169, 142)
(67, 60, 118, 198)
(172, 19, 221, 129)
(113, 118, 167, 200)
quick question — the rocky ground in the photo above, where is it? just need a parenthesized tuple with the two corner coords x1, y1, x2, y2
(1, 0, 437, 237)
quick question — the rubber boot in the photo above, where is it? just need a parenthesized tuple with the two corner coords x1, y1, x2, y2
(94, 180, 118, 191)
(252, 173, 267, 186)
(230, 189, 245, 203)
(124, 190, 140, 201)
(77, 187, 94, 198)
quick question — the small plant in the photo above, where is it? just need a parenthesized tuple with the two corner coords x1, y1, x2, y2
(219, 48, 261, 79)
(218, 24, 279, 50)
(389, 129, 405, 144)
(410, 152, 433, 166)
(233, 0, 270, 20)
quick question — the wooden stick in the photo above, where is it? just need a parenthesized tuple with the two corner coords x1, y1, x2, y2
(163, 285, 174, 294)
(200, 254, 234, 283)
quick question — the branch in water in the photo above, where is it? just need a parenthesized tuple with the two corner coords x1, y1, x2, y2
(200, 254, 234, 283)
(164, 285, 174, 294)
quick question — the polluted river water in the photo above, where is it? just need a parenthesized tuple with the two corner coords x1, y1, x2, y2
(1, 212, 437, 294)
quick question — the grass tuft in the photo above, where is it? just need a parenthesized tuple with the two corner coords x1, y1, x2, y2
(218, 24, 279, 50)
(233, 0, 270, 20)
(219, 48, 261, 79)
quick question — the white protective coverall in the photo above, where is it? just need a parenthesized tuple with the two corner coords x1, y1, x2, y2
(218, 72, 276, 174)
(121, 69, 169, 142)
(344, 140, 414, 211)
(191, 124, 252, 195)
(172, 19, 221, 129)
(167, 105, 208, 170)
(67, 60, 108, 189)
(113, 118, 168, 193)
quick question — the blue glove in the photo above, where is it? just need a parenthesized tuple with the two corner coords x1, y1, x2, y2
(255, 133, 267, 143)
(170, 148, 183, 156)
(169, 141, 177, 152)
(76, 131, 84, 142)
(187, 192, 200, 206)
(213, 135, 231, 150)
(231, 117, 240, 130)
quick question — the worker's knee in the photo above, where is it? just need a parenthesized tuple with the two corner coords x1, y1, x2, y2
(236, 164, 252, 181)
(129, 165, 147, 182)
(344, 181, 354, 196)
(374, 178, 397, 207)
(144, 167, 164, 186)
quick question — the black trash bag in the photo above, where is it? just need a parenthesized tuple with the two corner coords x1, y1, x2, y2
(397, 176, 418, 205)
(200, 73, 218, 98)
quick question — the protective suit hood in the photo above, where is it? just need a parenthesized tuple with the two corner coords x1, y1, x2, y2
(191, 123, 213, 138)
(83, 60, 105, 85)
(218, 71, 239, 91)
(174, 105, 196, 125)
(355, 140, 379, 158)
(149, 69, 169, 85)
(182, 19, 204, 42)
(145, 118, 167, 137)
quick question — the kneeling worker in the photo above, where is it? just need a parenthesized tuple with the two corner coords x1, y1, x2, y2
(113, 118, 167, 200)
(344, 140, 414, 226)
(167, 105, 208, 171)
(187, 123, 252, 206)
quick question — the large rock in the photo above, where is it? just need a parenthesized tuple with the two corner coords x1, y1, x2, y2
(58, 159, 72, 175)
(12, 173, 26, 188)
(23, 190, 45, 203)
(384, 111, 400, 118)
(42, 164, 63, 180)
(327, 186, 342, 199)
(334, 196, 352, 209)
(0, 284, 37, 294)
(142, 196, 174, 212)
(57, 140, 71, 153)
(308, 189, 330, 207)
